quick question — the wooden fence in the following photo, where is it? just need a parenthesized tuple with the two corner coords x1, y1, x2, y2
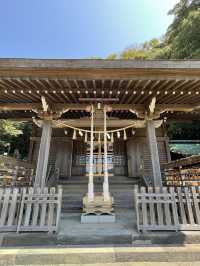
(0, 188, 21, 231)
(135, 186, 200, 232)
(0, 186, 62, 233)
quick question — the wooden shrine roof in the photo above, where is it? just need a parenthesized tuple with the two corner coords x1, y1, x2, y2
(0, 59, 200, 120)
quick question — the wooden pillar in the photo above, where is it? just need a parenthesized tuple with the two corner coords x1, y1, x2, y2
(97, 137, 102, 175)
(88, 105, 94, 201)
(146, 120, 162, 187)
(34, 120, 52, 188)
(103, 106, 110, 201)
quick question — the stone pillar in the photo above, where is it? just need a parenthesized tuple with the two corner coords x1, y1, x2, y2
(88, 105, 94, 201)
(34, 120, 52, 189)
(146, 120, 162, 187)
(103, 106, 110, 201)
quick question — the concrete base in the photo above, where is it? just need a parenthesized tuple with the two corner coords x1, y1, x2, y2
(2, 209, 200, 247)
(81, 213, 116, 224)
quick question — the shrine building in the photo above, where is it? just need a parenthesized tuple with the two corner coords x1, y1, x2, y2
(0, 59, 200, 236)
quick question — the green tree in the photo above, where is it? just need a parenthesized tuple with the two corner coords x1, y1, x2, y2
(166, 0, 199, 42)
(9, 123, 32, 159)
(119, 38, 161, 59)
(0, 120, 22, 155)
(169, 10, 200, 58)
(104, 0, 200, 142)
(0, 120, 22, 137)
(106, 53, 118, 59)
(105, 1, 200, 60)
(160, 0, 200, 58)
(167, 121, 200, 140)
(0, 120, 32, 159)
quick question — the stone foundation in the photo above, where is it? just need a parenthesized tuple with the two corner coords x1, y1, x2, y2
(81, 213, 116, 223)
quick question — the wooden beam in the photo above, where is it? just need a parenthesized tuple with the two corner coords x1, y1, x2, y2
(0, 103, 41, 110)
(0, 103, 199, 113)
(1, 59, 200, 80)
(79, 98, 119, 102)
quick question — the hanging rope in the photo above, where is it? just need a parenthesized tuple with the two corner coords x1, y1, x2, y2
(50, 119, 141, 134)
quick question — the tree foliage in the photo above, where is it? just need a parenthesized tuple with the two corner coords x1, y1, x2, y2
(107, 0, 200, 60)
(106, 53, 117, 59)
(106, 38, 163, 59)
(119, 38, 163, 59)
(105, 0, 200, 141)
(167, 122, 200, 140)
(9, 123, 32, 159)
(0, 120, 22, 137)
(162, 0, 200, 59)
(0, 121, 32, 159)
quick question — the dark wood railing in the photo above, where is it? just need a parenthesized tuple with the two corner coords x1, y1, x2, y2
(163, 155, 200, 187)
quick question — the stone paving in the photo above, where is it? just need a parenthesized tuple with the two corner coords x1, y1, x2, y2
(5, 263, 200, 266)
(1, 208, 200, 247)
(1, 245, 200, 265)
(57, 208, 137, 245)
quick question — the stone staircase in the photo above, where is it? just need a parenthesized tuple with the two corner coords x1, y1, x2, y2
(59, 176, 141, 213)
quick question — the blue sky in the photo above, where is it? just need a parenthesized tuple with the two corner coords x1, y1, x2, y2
(0, 0, 178, 59)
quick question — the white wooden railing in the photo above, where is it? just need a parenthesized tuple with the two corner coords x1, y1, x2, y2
(0, 186, 62, 233)
(135, 186, 200, 232)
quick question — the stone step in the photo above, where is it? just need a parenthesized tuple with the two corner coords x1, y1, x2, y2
(61, 196, 135, 211)
(61, 182, 137, 186)
(60, 182, 139, 188)
(61, 187, 136, 195)
(61, 187, 135, 193)
(60, 183, 137, 188)
(61, 201, 134, 209)
(59, 176, 141, 185)
(61, 189, 135, 194)
(62, 191, 134, 196)
(59, 176, 139, 212)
